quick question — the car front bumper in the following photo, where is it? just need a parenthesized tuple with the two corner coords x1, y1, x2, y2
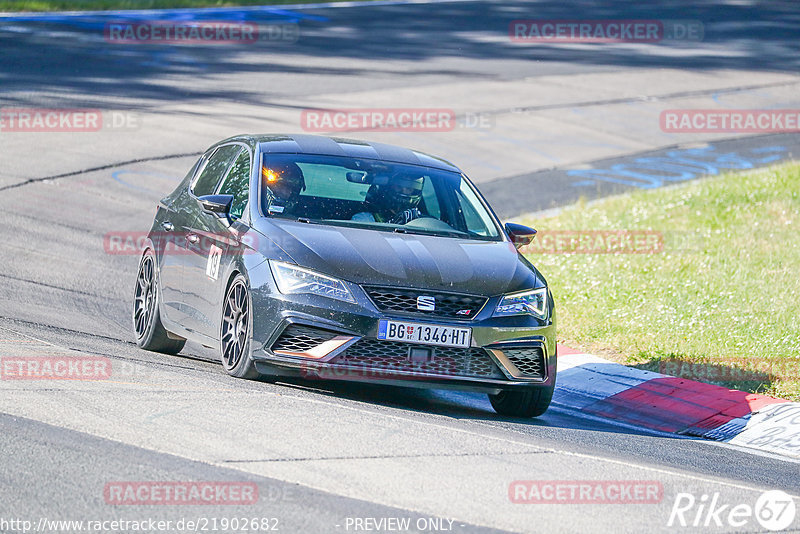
(247, 262, 556, 393)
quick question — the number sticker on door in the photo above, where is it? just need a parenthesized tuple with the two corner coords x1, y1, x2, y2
(206, 244, 222, 280)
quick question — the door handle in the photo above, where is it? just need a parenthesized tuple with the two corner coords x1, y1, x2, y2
(161, 221, 174, 232)
(186, 234, 199, 244)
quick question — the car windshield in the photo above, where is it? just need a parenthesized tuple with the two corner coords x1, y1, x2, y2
(260, 153, 502, 240)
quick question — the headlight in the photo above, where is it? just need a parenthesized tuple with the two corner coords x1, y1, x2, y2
(269, 260, 355, 303)
(493, 288, 547, 319)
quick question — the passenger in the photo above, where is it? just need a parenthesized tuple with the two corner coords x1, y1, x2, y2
(352, 174, 424, 224)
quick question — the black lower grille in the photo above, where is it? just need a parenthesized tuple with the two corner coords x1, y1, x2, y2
(331, 339, 503, 378)
(503, 347, 546, 378)
(363, 286, 487, 320)
(271, 324, 340, 353)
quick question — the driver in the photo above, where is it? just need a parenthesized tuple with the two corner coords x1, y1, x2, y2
(352, 173, 424, 224)
(262, 161, 306, 214)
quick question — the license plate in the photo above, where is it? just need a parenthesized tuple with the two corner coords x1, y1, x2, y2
(377, 320, 471, 348)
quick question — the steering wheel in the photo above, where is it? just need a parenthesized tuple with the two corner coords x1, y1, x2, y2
(403, 216, 459, 232)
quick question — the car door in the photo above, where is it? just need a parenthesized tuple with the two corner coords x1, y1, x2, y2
(182, 144, 248, 340)
(158, 154, 208, 327)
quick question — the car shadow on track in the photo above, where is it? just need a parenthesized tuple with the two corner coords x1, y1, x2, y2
(181, 343, 674, 436)
(259, 373, 659, 436)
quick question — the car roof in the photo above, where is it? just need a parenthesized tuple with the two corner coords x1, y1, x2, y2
(220, 134, 461, 173)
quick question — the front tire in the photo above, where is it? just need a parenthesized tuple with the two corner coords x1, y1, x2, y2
(133, 249, 185, 354)
(488, 384, 554, 418)
(220, 274, 260, 379)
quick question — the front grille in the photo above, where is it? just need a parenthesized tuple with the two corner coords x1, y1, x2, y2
(364, 286, 487, 320)
(331, 339, 504, 378)
(271, 324, 340, 353)
(503, 347, 546, 378)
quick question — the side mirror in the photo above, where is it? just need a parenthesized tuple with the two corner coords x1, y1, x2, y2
(197, 194, 234, 221)
(505, 222, 537, 249)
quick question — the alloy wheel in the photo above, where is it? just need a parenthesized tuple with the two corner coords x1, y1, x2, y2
(133, 255, 156, 340)
(221, 279, 249, 370)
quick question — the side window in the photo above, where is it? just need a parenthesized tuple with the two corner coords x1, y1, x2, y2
(218, 148, 251, 220)
(460, 197, 485, 234)
(421, 177, 441, 219)
(453, 182, 499, 237)
(192, 144, 240, 197)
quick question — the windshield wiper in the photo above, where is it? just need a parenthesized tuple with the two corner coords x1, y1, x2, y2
(392, 226, 470, 239)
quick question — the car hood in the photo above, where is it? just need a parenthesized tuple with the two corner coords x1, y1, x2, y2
(254, 219, 544, 296)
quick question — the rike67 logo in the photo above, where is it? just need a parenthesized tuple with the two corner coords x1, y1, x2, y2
(668, 490, 796, 531)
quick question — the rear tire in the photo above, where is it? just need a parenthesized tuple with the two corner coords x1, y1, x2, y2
(220, 274, 260, 379)
(488, 384, 554, 418)
(133, 249, 185, 354)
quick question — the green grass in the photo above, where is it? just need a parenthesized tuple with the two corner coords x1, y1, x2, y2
(520, 162, 800, 400)
(1, 0, 360, 12)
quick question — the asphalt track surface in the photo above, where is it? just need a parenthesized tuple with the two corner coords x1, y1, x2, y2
(1, 1, 800, 533)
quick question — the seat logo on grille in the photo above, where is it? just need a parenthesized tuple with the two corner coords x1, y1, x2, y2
(416, 295, 436, 311)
